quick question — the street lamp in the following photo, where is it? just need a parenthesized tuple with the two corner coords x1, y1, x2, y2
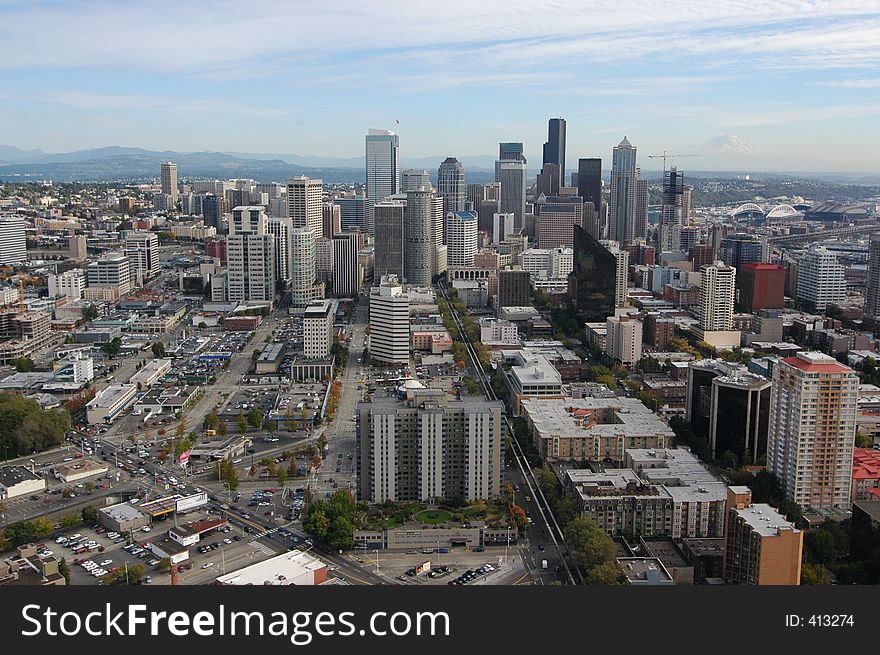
(373, 549, 379, 575)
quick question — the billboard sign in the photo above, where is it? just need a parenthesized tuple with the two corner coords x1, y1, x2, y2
(415, 561, 431, 575)
(175, 491, 208, 513)
(178, 450, 191, 468)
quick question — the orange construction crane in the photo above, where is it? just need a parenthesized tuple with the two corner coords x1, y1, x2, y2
(18, 275, 24, 315)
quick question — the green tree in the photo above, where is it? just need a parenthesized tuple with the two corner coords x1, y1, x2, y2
(303, 505, 331, 539)
(81, 505, 98, 523)
(59, 513, 80, 529)
(584, 561, 628, 585)
(276, 467, 287, 488)
(14, 357, 34, 373)
(237, 410, 248, 434)
(155, 558, 171, 572)
(83, 303, 100, 321)
(248, 407, 263, 429)
(856, 432, 873, 448)
(801, 562, 832, 585)
(217, 420, 228, 436)
(58, 558, 71, 584)
(151, 341, 166, 358)
(564, 516, 616, 572)
(103, 563, 145, 585)
(204, 411, 219, 430)
(101, 337, 122, 357)
(31, 516, 54, 538)
(328, 516, 355, 550)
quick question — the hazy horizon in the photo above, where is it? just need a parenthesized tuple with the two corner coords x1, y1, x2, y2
(2, 2, 880, 172)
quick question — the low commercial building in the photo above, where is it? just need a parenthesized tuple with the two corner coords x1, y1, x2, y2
(507, 354, 564, 414)
(98, 501, 151, 533)
(0, 544, 66, 586)
(130, 358, 172, 389)
(723, 486, 803, 585)
(53, 460, 108, 483)
(85, 384, 137, 423)
(168, 518, 228, 547)
(289, 356, 334, 382)
(134, 385, 199, 416)
(618, 558, 674, 585)
(353, 524, 518, 550)
(215, 549, 328, 586)
(0, 466, 46, 500)
(411, 330, 453, 353)
(189, 435, 252, 460)
(255, 342, 286, 374)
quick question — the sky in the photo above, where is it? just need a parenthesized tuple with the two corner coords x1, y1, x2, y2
(1, 0, 880, 171)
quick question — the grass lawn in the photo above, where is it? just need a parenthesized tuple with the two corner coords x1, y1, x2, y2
(414, 509, 453, 525)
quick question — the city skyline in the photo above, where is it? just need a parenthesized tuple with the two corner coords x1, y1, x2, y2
(1, 2, 880, 171)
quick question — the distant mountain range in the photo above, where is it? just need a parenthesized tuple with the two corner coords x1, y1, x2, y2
(1, 138, 878, 185)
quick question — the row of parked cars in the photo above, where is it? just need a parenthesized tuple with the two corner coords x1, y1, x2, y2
(448, 564, 495, 585)
(80, 558, 113, 578)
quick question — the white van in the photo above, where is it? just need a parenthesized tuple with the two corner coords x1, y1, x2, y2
(541, 560, 548, 570)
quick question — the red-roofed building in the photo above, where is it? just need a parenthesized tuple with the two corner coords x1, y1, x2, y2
(768, 352, 859, 512)
(852, 447, 880, 502)
(737, 263, 785, 312)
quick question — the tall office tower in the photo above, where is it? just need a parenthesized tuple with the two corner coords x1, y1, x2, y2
(322, 202, 341, 239)
(286, 176, 323, 237)
(227, 188, 249, 212)
(493, 212, 515, 245)
(289, 227, 322, 307)
(767, 352, 859, 511)
(720, 233, 769, 269)
(609, 137, 637, 242)
(495, 141, 525, 181)
(658, 167, 684, 251)
(867, 234, 880, 320)
(577, 158, 602, 217)
(568, 225, 619, 321)
(374, 200, 406, 280)
(535, 196, 584, 249)
(634, 176, 648, 243)
(445, 211, 478, 268)
(69, 234, 87, 260)
(498, 160, 527, 231)
(605, 314, 642, 366)
(681, 186, 694, 225)
(483, 181, 501, 201)
(402, 169, 431, 192)
(160, 161, 179, 201)
(497, 270, 531, 307)
(124, 231, 160, 287)
(600, 240, 630, 308)
(87, 252, 132, 296)
(337, 194, 367, 232)
(332, 232, 360, 297)
(796, 244, 846, 313)
(369, 275, 411, 365)
(536, 163, 562, 197)
(437, 157, 465, 216)
(227, 206, 275, 303)
(0, 217, 27, 265)
(303, 300, 334, 358)
(723, 487, 803, 585)
(699, 261, 736, 331)
(357, 390, 503, 503)
(737, 263, 786, 312)
(267, 216, 292, 285)
(403, 187, 437, 286)
(542, 117, 567, 183)
(466, 184, 486, 210)
(202, 194, 225, 231)
(478, 198, 500, 235)
(365, 128, 400, 235)
(315, 237, 334, 284)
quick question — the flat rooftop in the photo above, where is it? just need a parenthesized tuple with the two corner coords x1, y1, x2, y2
(99, 501, 148, 523)
(87, 384, 135, 408)
(626, 448, 728, 503)
(522, 397, 675, 440)
(215, 549, 326, 586)
(734, 503, 798, 537)
(0, 465, 43, 488)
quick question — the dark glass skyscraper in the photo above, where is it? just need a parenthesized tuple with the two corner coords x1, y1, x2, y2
(567, 225, 617, 321)
(542, 118, 566, 183)
(577, 158, 602, 214)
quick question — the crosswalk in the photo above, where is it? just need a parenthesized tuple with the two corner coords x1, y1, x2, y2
(250, 540, 276, 556)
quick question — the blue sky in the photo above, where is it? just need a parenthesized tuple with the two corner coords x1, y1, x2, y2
(1, 0, 880, 171)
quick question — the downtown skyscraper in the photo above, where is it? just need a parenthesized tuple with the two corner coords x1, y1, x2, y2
(287, 176, 323, 237)
(365, 128, 400, 236)
(437, 157, 465, 216)
(542, 117, 566, 185)
(609, 137, 638, 242)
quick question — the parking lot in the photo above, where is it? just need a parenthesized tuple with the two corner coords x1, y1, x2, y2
(350, 548, 515, 586)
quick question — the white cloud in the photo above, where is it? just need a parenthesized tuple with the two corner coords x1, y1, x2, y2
(816, 78, 880, 88)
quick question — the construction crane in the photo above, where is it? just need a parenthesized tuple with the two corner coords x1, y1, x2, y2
(18, 274, 25, 315)
(648, 151, 701, 175)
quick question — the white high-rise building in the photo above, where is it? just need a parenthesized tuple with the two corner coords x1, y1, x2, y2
(493, 212, 515, 245)
(48, 269, 85, 301)
(796, 244, 846, 313)
(767, 352, 858, 511)
(289, 227, 323, 308)
(520, 247, 574, 280)
(369, 275, 410, 365)
(365, 129, 400, 235)
(161, 161, 179, 201)
(599, 240, 630, 309)
(87, 252, 131, 296)
(286, 177, 323, 237)
(699, 261, 736, 331)
(445, 211, 478, 269)
(124, 231, 159, 287)
(267, 216, 292, 284)
(605, 314, 643, 365)
(227, 206, 275, 303)
(303, 300, 334, 359)
(0, 217, 27, 265)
